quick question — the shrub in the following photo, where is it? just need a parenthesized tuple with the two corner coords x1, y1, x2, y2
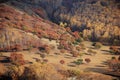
(85, 58, 91, 64)
(22, 26, 27, 30)
(58, 45, 64, 49)
(72, 31, 80, 40)
(79, 43, 85, 50)
(60, 49, 66, 53)
(73, 59, 83, 66)
(71, 51, 79, 57)
(76, 46, 81, 51)
(108, 58, 120, 72)
(59, 22, 67, 27)
(7, 65, 25, 80)
(92, 42, 102, 49)
(45, 46, 51, 54)
(10, 52, 25, 66)
(118, 56, 120, 61)
(43, 59, 48, 63)
(60, 60, 65, 64)
(87, 49, 97, 55)
(113, 39, 120, 45)
(15, 44, 23, 51)
(40, 53, 46, 59)
(73, 41, 79, 45)
(20, 63, 66, 80)
(67, 69, 81, 77)
(65, 27, 71, 33)
(109, 46, 120, 55)
(39, 45, 51, 54)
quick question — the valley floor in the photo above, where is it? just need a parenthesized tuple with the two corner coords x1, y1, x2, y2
(0, 38, 119, 79)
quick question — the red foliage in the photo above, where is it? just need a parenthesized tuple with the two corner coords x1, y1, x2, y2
(10, 52, 25, 65)
(47, 31, 59, 40)
(109, 46, 120, 54)
(108, 59, 120, 72)
(65, 27, 71, 32)
(85, 58, 91, 63)
(0, 4, 64, 42)
(72, 31, 80, 39)
(14, 44, 23, 51)
(59, 40, 70, 50)
(110, 46, 117, 50)
(60, 60, 65, 64)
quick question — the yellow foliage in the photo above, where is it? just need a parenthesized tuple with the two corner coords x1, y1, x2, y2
(21, 63, 67, 80)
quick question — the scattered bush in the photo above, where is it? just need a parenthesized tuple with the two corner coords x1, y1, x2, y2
(92, 42, 102, 49)
(85, 58, 91, 64)
(67, 69, 81, 77)
(72, 31, 80, 40)
(60, 49, 66, 53)
(59, 22, 67, 27)
(108, 57, 120, 72)
(76, 46, 81, 51)
(20, 63, 66, 80)
(87, 49, 97, 55)
(43, 59, 48, 63)
(39, 45, 51, 54)
(60, 60, 65, 64)
(118, 56, 120, 61)
(109, 46, 120, 55)
(22, 26, 27, 30)
(76, 37, 83, 43)
(40, 53, 46, 59)
(65, 27, 72, 33)
(6, 65, 25, 80)
(73, 59, 83, 66)
(10, 52, 25, 66)
(71, 51, 79, 57)
(73, 41, 79, 45)
(79, 43, 86, 50)
(113, 39, 120, 45)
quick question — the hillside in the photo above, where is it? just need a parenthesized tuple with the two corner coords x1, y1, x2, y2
(0, 4, 77, 52)
(0, 0, 120, 80)
(5, 0, 120, 45)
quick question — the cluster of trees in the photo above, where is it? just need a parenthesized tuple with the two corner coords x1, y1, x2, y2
(52, 0, 120, 45)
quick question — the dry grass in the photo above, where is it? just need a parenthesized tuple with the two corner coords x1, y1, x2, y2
(77, 72, 112, 80)
(20, 63, 67, 80)
(0, 63, 7, 76)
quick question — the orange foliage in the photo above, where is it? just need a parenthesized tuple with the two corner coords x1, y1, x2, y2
(10, 52, 25, 66)
(72, 31, 80, 39)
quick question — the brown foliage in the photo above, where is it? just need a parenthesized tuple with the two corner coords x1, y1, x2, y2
(10, 52, 25, 66)
(60, 60, 65, 64)
(71, 51, 79, 57)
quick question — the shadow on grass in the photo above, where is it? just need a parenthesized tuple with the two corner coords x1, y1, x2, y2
(85, 67, 120, 78)
(0, 56, 10, 63)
